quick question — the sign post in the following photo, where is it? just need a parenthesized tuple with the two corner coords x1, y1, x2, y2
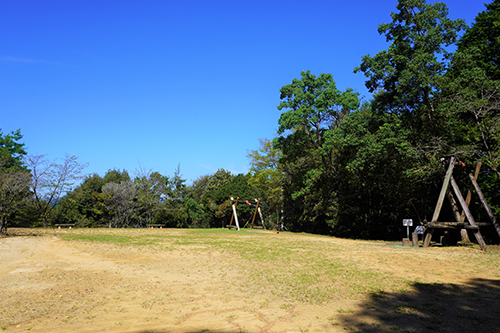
(403, 219, 413, 239)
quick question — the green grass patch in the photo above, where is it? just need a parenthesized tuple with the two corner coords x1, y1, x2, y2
(61, 233, 133, 244)
(56, 228, 439, 303)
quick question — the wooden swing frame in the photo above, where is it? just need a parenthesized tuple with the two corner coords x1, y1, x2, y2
(227, 197, 266, 231)
(423, 157, 500, 251)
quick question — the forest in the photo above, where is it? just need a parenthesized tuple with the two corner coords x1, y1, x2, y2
(1, 0, 500, 243)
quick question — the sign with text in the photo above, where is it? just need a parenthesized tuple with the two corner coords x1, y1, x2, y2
(414, 226, 424, 234)
(403, 219, 413, 226)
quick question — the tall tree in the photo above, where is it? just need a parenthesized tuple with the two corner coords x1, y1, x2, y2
(442, 0, 500, 175)
(274, 71, 359, 233)
(354, 0, 466, 146)
(247, 138, 283, 217)
(153, 165, 188, 228)
(204, 169, 234, 195)
(135, 169, 169, 226)
(0, 129, 27, 171)
(0, 170, 31, 233)
(458, 0, 500, 80)
(0, 129, 30, 233)
(439, 0, 500, 231)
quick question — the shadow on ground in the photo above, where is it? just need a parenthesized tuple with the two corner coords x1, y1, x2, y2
(339, 278, 500, 332)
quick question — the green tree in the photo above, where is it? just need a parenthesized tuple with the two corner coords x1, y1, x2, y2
(103, 169, 131, 184)
(0, 170, 31, 233)
(441, 0, 500, 174)
(324, 106, 435, 238)
(354, 0, 466, 146)
(134, 170, 169, 227)
(53, 169, 136, 227)
(439, 0, 500, 229)
(458, 0, 500, 80)
(0, 129, 27, 171)
(247, 138, 283, 216)
(348, 0, 478, 239)
(156, 165, 188, 228)
(185, 198, 207, 228)
(274, 71, 359, 233)
(52, 173, 104, 227)
(188, 174, 210, 204)
(204, 169, 234, 195)
(0, 129, 30, 233)
(204, 173, 260, 228)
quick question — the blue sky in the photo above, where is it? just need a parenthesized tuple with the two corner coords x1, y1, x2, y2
(1, 0, 487, 184)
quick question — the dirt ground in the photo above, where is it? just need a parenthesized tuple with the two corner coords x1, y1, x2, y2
(1, 228, 500, 333)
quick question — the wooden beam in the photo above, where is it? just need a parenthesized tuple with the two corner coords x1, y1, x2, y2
(231, 199, 258, 205)
(250, 198, 260, 228)
(461, 162, 482, 222)
(257, 206, 265, 230)
(447, 185, 471, 243)
(426, 223, 479, 230)
(431, 222, 490, 226)
(424, 157, 456, 248)
(431, 157, 456, 223)
(469, 174, 500, 238)
(450, 176, 487, 251)
(229, 197, 240, 231)
(446, 189, 462, 223)
(459, 163, 481, 243)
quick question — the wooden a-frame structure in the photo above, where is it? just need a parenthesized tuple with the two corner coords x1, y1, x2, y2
(423, 157, 500, 251)
(227, 197, 265, 231)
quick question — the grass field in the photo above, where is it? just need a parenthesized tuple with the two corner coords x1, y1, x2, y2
(1, 228, 500, 332)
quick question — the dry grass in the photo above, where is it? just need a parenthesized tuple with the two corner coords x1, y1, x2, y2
(1, 228, 499, 332)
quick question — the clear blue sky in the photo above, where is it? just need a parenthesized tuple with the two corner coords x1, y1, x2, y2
(1, 0, 487, 184)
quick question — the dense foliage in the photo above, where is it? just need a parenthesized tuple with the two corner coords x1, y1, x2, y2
(269, 0, 500, 241)
(1, 0, 499, 243)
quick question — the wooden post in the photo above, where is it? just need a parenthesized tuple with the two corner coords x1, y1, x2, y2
(446, 189, 462, 223)
(449, 176, 487, 251)
(412, 232, 419, 247)
(469, 174, 500, 238)
(229, 197, 235, 226)
(446, 189, 466, 244)
(250, 199, 260, 228)
(424, 157, 456, 248)
(432, 157, 456, 223)
(257, 207, 265, 230)
(461, 162, 482, 222)
(230, 197, 240, 231)
(459, 162, 481, 242)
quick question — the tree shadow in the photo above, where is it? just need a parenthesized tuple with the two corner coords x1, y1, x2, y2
(338, 278, 500, 332)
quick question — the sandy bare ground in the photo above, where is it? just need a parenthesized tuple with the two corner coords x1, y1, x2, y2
(1, 228, 500, 333)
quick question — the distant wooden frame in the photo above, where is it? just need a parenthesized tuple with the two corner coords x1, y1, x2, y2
(227, 197, 265, 231)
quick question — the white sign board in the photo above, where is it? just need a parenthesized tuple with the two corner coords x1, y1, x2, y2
(403, 219, 413, 226)
(414, 226, 424, 234)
